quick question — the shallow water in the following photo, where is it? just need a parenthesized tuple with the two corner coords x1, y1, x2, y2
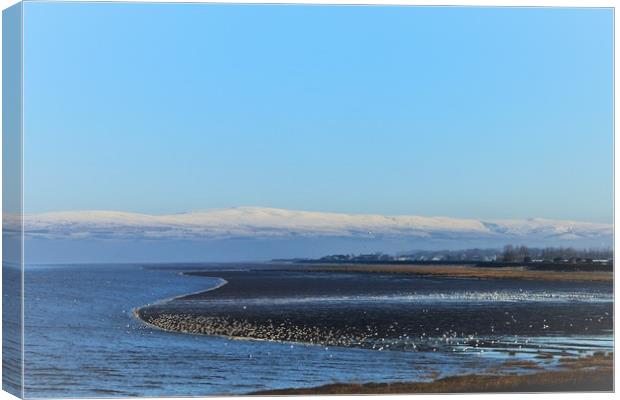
(23, 263, 613, 398)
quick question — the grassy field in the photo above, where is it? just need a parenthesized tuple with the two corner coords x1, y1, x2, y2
(305, 264, 613, 282)
(252, 352, 613, 394)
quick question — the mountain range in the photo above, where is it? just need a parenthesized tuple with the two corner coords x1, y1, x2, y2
(8, 207, 612, 262)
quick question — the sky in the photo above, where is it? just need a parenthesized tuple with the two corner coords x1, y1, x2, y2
(23, 3, 613, 223)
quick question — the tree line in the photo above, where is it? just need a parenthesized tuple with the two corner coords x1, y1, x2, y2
(501, 245, 613, 262)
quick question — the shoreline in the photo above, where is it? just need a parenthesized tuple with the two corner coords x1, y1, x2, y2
(250, 352, 613, 394)
(131, 276, 229, 332)
(135, 303, 614, 394)
(134, 267, 613, 393)
(135, 267, 612, 348)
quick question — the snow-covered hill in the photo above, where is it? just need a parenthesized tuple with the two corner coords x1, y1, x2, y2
(15, 206, 612, 244)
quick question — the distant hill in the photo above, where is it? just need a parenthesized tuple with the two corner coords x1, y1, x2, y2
(8, 207, 612, 263)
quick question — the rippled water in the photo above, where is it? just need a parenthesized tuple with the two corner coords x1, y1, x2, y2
(23, 263, 613, 398)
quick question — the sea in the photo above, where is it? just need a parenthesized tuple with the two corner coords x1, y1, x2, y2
(20, 263, 613, 398)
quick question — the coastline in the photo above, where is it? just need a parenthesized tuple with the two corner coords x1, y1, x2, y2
(133, 266, 613, 394)
(250, 352, 613, 394)
(131, 276, 229, 332)
(135, 266, 612, 344)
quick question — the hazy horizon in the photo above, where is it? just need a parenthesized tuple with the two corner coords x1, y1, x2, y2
(17, 205, 612, 263)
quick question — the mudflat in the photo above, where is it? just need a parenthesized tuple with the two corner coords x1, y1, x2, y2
(137, 269, 612, 350)
(135, 267, 613, 393)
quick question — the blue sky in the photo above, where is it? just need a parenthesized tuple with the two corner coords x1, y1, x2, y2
(23, 3, 613, 223)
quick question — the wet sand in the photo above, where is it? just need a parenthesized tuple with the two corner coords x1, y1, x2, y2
(136, 269, 612, 351)
(135, 267, 613, 393)
(251, 352, 613, 394)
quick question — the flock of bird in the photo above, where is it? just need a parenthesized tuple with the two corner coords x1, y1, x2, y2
(138, 311, 569, 354)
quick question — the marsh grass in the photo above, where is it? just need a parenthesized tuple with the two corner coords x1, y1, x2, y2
(307, 264, 613, 282)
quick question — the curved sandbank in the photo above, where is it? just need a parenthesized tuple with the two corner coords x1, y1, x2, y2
(135, 268, 613, 353)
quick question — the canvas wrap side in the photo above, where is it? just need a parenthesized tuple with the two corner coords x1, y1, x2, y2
(3, 2, 24, 398)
